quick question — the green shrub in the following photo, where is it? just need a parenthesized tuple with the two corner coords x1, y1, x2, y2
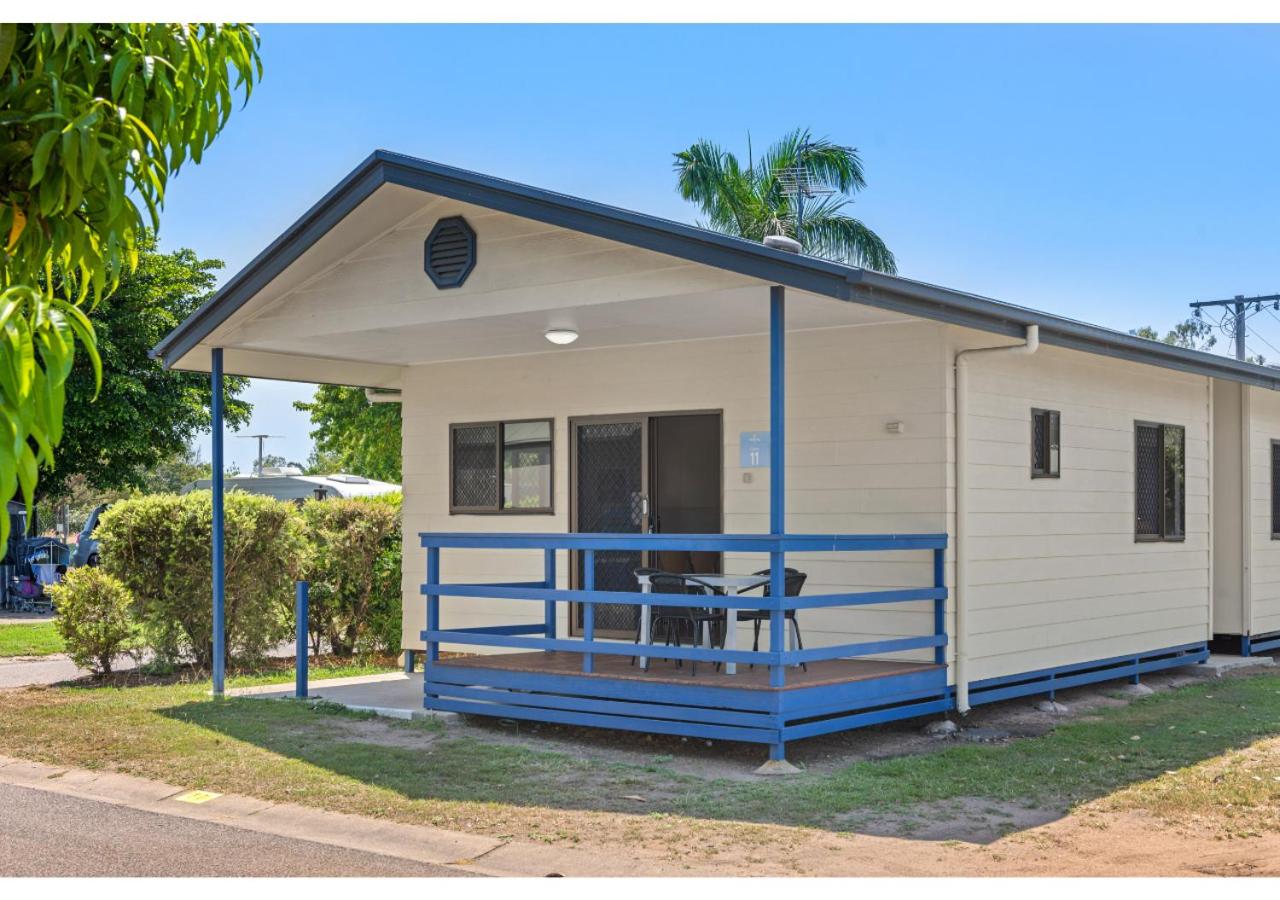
(48, 568, 138, 675)
(301, 495, 401, 657)
(96, 491, 307, 667)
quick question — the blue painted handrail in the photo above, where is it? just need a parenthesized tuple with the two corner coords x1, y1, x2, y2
(420, 531, 948, 688)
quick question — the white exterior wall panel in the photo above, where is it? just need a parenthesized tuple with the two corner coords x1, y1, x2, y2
(398, 317, 1215, 688)
(946, 327, 1212, 683)
(1248, 386, 1280, 636)
(401, 321, 952, 658)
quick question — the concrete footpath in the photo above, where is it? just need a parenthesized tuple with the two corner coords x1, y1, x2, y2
(0, 755, 621, 877)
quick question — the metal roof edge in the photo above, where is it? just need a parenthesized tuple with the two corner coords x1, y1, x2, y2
(151, 150, 1280, 391)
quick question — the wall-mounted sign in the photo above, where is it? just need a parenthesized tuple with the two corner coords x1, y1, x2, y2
(739, 431, 770, 468)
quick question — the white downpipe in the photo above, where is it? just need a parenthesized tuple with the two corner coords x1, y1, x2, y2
(954, 325, 1039, 713)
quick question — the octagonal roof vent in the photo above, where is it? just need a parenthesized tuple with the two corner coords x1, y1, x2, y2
(424, 216, 476, 288)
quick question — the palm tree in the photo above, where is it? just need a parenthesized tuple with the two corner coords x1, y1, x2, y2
(673, 128, 896, 273)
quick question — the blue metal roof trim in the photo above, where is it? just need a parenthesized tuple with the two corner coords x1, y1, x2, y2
(151, 149, 1280, 391)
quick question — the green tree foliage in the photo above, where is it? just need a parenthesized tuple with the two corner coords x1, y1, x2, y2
(673, 128, 896, 272)
(48, 566, 138, 675)
(139, 446, 212, 494)
(1131, 317, 1264, 364)
(1131, 318, 1218, 352)
(96, 491, 305, 667)
(0, 23, 261, 542)
(38, 241, 250, 503)
(301, 495, 401, 657)
(294, 385, 401, 482)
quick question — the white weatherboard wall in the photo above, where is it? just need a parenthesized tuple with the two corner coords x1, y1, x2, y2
(399, 317, 1219, 685)
(1212, 379, 1246, 637)
(1248, 386, 1280, 637)
(947, 327, 1212, 683)
(400, 319, 952, 660)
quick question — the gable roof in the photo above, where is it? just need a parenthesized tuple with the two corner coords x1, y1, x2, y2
(153, 149, 1280, 391)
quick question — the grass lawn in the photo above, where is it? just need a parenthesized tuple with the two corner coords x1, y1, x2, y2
(0, 621, 63, 657)
(3, 665, 1280, 850)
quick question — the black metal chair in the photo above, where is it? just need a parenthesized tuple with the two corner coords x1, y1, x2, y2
(738, 568, 808, 671)
(633, 569, 725, 675)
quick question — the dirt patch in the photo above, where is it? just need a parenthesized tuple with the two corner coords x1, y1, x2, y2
(837, 797, 1065, 844)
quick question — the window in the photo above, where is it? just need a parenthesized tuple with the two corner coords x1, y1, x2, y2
(450, 419, 553, 514)
(1135, 421, 1185, 541)
(1031, 408, 1060, 478)
(1271, 441, 1280, 539)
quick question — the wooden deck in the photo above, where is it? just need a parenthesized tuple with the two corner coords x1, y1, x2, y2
(437, 650, 941, 691)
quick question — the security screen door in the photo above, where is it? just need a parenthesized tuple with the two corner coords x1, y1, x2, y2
(570, 412, 723, 637)
(571, 417, 648, 635)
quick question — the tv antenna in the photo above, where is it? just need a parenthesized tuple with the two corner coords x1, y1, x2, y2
(238, 434, 285, 476)
(776, 141, 836, 252)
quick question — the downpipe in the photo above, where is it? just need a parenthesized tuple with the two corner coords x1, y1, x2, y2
(954, 325, 1039, 713)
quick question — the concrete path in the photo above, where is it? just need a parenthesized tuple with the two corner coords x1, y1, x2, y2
(0, 782, 473, 877)
(231, 671, 426, 718)
(0, 754, 607, 876)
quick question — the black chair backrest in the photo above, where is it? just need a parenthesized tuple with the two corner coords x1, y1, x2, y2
(751, 567, 807, 597)
(646, 572, 693, 595)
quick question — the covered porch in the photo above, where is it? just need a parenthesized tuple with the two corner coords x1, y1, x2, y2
(160, 153, 958, 763)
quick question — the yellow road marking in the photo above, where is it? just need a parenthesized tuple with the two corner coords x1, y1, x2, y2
(173, 789, 221, 804)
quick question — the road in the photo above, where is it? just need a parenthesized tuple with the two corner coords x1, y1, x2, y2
(0, 652, 138, 688)
(0, 783, 474, 876)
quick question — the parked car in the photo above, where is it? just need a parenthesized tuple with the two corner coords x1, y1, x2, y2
(70, 503, 109, 568)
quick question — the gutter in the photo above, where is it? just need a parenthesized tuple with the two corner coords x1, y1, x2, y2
(953, 325, 1040, 713)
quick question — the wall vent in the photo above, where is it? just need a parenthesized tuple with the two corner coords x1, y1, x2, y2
(424, 216, 476, 288)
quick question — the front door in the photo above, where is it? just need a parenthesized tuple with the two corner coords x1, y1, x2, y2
(570, 412, 723, 637)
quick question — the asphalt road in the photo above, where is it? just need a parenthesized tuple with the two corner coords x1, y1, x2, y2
(0, 783, 475, 876)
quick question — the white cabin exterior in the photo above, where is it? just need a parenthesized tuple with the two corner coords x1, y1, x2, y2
(156, 151, 1280, 755)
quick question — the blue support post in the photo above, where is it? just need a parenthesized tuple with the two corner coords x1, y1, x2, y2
(769, 285, 786, 691)
(426, 546, 440, 663)
(543, 547, 557, 649)
(583, 549, 595, 673)
(210, 348, 226, 697)
(933, 547, 946, 666)
(295, 581, 309, 699)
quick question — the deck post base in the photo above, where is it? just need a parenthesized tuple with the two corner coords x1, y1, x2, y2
(755, 758, 801, 776)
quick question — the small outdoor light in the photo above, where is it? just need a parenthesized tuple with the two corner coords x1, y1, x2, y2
(544, 329, 579, 346)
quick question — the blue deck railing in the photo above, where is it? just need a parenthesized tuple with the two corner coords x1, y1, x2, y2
(420, 532, 948, 689)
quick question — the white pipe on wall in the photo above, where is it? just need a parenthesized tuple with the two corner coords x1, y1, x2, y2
(954, 325, 1039, 713)
(364, 388, 403, 403)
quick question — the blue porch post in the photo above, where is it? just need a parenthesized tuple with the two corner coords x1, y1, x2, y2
(582, 549, 595, 673)
(769, 286, 787, 705)
(543, 547, 557, 649)
(210, 348, 226, 697)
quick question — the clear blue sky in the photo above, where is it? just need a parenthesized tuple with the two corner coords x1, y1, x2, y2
(163, 24, 1280, 473)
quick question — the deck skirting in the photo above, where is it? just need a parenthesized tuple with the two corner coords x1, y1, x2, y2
(424, 641, 1210, 754)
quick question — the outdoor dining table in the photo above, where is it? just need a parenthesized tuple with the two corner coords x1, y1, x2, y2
(633, 573, 769, 675)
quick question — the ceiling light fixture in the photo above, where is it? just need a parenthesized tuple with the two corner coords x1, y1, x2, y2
(544, 329, 579, 346)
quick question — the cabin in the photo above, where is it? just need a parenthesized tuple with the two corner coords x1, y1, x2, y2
(153, 151, 1280, 763)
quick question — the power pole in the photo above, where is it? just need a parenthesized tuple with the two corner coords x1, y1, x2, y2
(237, 434, 284, 476)
(1189, 293, 1280, 362)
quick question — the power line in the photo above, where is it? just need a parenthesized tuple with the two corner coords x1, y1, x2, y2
(1189, 293, 1280, 361)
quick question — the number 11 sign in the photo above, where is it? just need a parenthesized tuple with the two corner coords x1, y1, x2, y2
(739, 431, 770, 468)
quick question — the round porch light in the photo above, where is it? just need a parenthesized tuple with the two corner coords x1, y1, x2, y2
(544, 329, 579, 345)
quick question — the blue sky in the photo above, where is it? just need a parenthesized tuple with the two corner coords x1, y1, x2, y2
(162, 24, 1280, 473)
